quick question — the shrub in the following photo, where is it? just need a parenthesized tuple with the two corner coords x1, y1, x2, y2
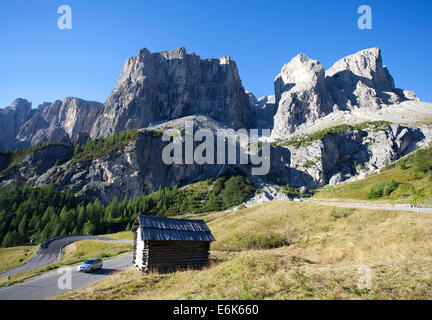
(368, 179, 400, 199)
(330, 208, 354, 220)
(282, 183, 300, 196)
(233, 232, 291, 250)
(302, 160, 315, 169)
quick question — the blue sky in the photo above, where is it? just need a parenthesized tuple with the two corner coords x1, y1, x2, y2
(0, 0, 431, 108)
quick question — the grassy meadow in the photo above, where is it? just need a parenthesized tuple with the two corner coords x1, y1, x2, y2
(57, 201, 432, 300)
(0, 245, 38, 274)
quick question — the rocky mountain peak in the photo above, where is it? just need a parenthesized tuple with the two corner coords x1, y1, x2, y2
(1, 47, 427, 152)
(274, 53, 326, 102)
(268, 47, 423, 139)
(271, 53, 334, 138)
(10, 98, 32, 112)
(0, 99, 34, 150)
(91, 46, 251, 138)
(160, 46, 187, 59)
(14, 97, 103, 148)
(326, 47, 395, 93)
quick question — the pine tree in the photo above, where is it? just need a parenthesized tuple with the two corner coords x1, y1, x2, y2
(83, 220, 95, 235)
(1, 231, 17, 247)
(125, 222, 131, 231)
(77, 205, 86, 231)
(39, 224, 51, 242)
(42, 206, 55, 226)
(51, 222, 63, 238)
(18, 213, 28, 236)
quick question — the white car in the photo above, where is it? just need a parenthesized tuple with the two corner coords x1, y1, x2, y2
(77, 258, 103, 273)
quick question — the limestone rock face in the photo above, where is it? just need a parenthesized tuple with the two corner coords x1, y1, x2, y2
(325, 48, 418, 110)
(269, 48, 421, 140)
(1, 46, 430, 203)
(1, 113, 431, 203)
(248, 93, 277, 129)
(33, 117, 232, 203)
(91, 47, 251, 139)
(327, 48, 395, 92)
(16, 97, 103, 147)
(271, 54, 334, 139)
(286, 124, 427, 188)
(0, 99, 33, 150)
(0, 144, 73, 187)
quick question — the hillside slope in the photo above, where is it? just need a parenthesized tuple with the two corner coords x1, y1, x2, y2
(314, 143, 432, 205)
(58, 201, 432, 300)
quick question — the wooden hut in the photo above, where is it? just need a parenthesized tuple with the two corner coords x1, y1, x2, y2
(131, 215, 216, 272)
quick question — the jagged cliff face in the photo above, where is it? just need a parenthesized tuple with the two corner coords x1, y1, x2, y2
(15, 97, 103, 148)
(263, 48, 421, 140)
(0, 144, 73, 186)
(287, 124, 426, 188)
(1, 46, 432, 203)
(325, 47, 416, 111)
(271, 54, 335, 137)
(1, 47, 427, 148)
(90, 47, 251, 139)
(1, 116, 429, 203)
(0, 99, 33, 150)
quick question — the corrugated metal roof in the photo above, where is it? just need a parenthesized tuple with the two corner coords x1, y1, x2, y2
(135, 215, 216, 242)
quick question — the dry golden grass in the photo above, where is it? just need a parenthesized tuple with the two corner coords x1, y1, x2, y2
(63, 240, 132, 260)
(57, 201, 432, 300)
(0, 245, 38, 274)
(101, 231, 133, 241)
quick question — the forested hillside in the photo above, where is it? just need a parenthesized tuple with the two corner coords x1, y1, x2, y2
(0, 169, 255, 247)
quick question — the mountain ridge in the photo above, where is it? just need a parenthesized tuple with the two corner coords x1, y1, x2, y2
(1, 46, 430, 150)
(1, 46, 432, 204)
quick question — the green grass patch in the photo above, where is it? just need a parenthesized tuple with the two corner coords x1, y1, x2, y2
(329, 208, 355, 221)
(314, 144, 432, 204)
(275, 121, 391, 148)
(71, 129, 141, 164)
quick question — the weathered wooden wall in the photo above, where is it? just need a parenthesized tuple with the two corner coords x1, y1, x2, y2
(134, 238, 210, 272)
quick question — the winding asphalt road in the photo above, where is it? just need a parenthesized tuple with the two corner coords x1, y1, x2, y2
(0, 235, 133, 300)
(0, 254, 133, 300)
(0, 234, 132, 278)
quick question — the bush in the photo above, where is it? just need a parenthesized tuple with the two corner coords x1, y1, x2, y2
(282, 183, 300, 197)
(233, 232, 291, 250)
(368, 179, 400, 199)
(302, 160, 315, 169)
(330, 208, 354, 220)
